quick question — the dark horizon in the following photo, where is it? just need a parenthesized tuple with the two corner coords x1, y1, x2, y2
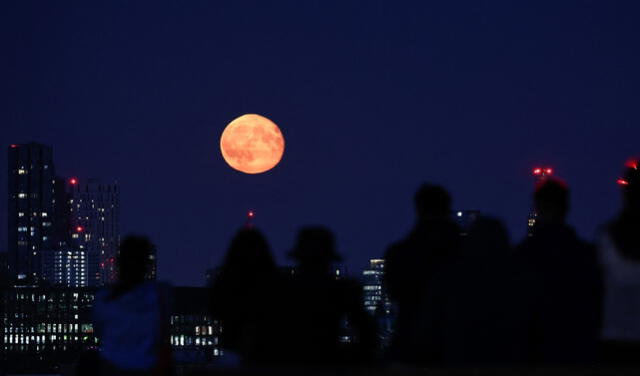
(2, 1, 639, 286)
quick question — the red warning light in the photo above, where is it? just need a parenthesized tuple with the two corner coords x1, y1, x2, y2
(618, 179, 630, 186)
(626, 160, 638, 170)
(533, 168, 542, 175)
(248, 211, 255, 218)
(546, 168, 553, 175)
(76, 226, 84, 232)
(10, 144, 18, 148)
(70, 178, 78, 185)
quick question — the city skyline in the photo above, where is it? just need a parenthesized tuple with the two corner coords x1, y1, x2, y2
(1, 1, 639, 286)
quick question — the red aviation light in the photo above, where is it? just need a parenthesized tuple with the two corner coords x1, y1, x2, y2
(248, 211, 255, 218)
(546, 168, 553, 175)
(70, 178, 78, 185)
(618, 179, 630, 186)
(76, 226, 84, 232)
(533, 168, 542, 175)
(10, 144, 18, 148)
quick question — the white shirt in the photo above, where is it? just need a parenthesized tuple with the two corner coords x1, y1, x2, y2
(94, 282, 162, 370)
(599, 233, 640, 341)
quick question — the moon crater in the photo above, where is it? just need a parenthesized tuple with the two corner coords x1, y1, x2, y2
(220, 114, 285, 174)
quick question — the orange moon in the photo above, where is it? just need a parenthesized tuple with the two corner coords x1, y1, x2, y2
(220, 114, 285, 174)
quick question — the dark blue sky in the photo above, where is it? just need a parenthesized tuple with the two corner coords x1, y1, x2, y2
(2, 1, 639, 286)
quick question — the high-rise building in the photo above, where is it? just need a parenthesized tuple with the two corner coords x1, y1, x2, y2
(528, 167, 553, 235)
(52, 177, 71, 248)
(0, 252, 8, 287)
(7, 143, 57, 284)
(361, 258, 394, 349)
(146, 244, 157, 281)
(362, 259, 389, 315)
(41, 249, 88, 287)
(68, 178, 119, 286)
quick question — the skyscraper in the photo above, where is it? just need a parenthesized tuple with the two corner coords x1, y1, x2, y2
(41, 248, 88, 287)
(7, 143, 57, 284)
(362, 259, 390, 315)
(68, 178, 120, 286)
(528, 167, 553, 235)
(146, 244, 157, 281)
(362, 258, 394, 348)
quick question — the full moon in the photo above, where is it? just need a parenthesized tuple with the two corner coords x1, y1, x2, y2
(220, 114, 285, 174)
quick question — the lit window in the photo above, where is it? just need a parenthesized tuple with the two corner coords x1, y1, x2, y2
(18, 212, 24, 217)
(18, 193, 26, 199)
(42, 212, 47, 217)
(18, 169, 27, 175)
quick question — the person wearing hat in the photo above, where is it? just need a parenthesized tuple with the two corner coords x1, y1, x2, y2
(282, 226, 376, 366)
(598, 159, 640, 364)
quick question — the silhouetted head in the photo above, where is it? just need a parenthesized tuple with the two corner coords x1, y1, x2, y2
(289, 226, 341, 274)
(414, 184, 452, 222)
(117, 235, 155, 286)
(222, 228, 276, 278)
(534, 178, 569, 225)
(620, 158, 640, 212)
(466, 217, 510, 257)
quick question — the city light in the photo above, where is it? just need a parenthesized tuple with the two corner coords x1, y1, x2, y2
(533, 167, 553, 176)
(10, 144, 18, 148)
(76, 226, 84, 232)
(70, 178, 78, 185)
(617, 179, 630, 186)
(248, 211, 255, 218)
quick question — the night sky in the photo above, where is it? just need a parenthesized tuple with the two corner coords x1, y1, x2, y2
(1, 1, 639, 286)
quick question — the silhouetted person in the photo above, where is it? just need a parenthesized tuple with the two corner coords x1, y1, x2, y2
(284, 226, 376, 366)
(422, 217, 531, 365)
(209, 228, 284, 365)
(516, 179, 602, 364)
(93, 235, 172, 376)
(384, 184, 460, 363)
(598, 160, 640, 364)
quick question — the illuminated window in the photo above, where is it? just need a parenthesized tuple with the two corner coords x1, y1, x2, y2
(18, 169, 27, 175)
(18, 193, 26, 199)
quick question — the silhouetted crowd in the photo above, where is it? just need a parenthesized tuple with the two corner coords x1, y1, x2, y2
(88, 160, 640, 374)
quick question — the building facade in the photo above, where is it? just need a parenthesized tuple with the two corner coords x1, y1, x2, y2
(7, 143, 58, 285)
(528, 167, 553, 235)
(68, 179, 120, 286)
(0, 286, 221, 372)
(41, 249, 88, 288)
(362, 259, 394, 349)
(0, 287, 98, 372)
